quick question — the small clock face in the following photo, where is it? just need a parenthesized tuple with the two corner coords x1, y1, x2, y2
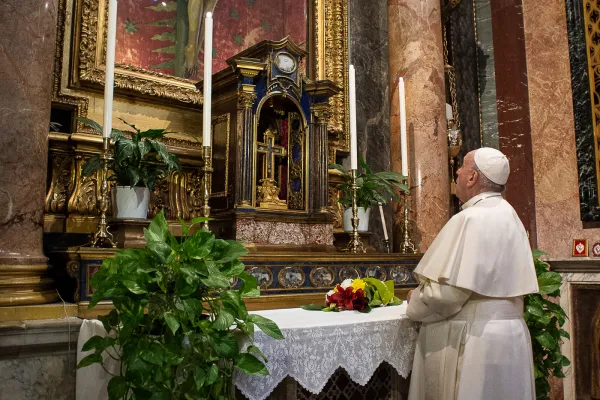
(275, 53, 296, 73)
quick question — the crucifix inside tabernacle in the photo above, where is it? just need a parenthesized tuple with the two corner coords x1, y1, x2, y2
(257, 127, 288, 209)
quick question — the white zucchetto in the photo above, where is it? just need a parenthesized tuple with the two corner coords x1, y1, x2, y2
(474, 147, 510, 185)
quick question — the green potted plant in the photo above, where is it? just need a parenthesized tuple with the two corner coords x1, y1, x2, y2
(78, 210, 283, 399)
(79, 117, 181, 219)
(524, 250, 570, 400)
(330, 156, 408, 232)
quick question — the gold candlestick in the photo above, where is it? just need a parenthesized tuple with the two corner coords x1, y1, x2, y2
(344, 169, 366, 254)
(202, 145, 213, 230)
(400, 176, 417, 254)
(90, 137, 116, 248)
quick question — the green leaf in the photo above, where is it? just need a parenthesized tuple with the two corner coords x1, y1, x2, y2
(301, 304, 324, 311)
(209, 332, 240, 358)
(98, 309, 119, 334)
(149, 392, 169, 400)
(526, 303, 545, 318)
(239, 271, 260, 298)
(220, 290, 248, 318)
(144, 227, 172, 262)
(178, 217, 189, 236)
(535, 332, 558, 350)
(183, 298, 204, 321)
(139, 342, 166, 366)
(220, 260, 246, 277)
(200, 262, 231, 288)
(206, 364, 219, 385)
(247, 314, 284, 340)
(363, 278, 393, 305)
(194, 366, 206, 390)
(559, 329, 570, 339)
(182, 230, 215, 260)
(235, 353, 269, 376)
(81, 155, 103, 177)
(212, 307, 235, 330)
(82, 335, 115, 352)
(108, 376, 129, 400)
(164, 311, 180, 334)
(537, 272, 562, 295)
(211, 239, 249, 263)
(122, 280, 147, 294)
(77, 352, 103, 368)
(247, 344, 268, 363)
(77, 116, 103, 133)
(138, 140, 153, 158)
(148, 209, 170, 241)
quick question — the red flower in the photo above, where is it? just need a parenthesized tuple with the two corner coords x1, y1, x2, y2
(326, 285, 367, 311)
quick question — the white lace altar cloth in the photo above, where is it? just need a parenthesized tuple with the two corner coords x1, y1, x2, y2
(234, 304, 419, 400)
(75, 305, 418, 400)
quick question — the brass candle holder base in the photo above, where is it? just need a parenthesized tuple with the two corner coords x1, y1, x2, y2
(382, 238, 391, 253)
(343, 169, 366, 254)
(202, 145, 213, 230)
(400, 178, 417, 254)
(90, 137, 116, 248)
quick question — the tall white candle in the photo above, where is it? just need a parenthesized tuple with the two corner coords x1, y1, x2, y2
(202, 12, 213, 147)
(399, 77, 408, 177)
(378, 202, 389, 241)
(102, 0, 118, 138)
(349, 65, 358, 170)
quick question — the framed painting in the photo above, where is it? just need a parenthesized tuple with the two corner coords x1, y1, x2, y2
(72, 0, 347, 119)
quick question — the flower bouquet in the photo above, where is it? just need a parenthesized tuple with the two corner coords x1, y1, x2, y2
(302, 278, 402, 313)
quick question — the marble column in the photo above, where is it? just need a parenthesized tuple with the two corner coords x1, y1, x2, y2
(388, 0, 449, 252)
(0, 0, 59, 306)
(350, 0, 392, 252)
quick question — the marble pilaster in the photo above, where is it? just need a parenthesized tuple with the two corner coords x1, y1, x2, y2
(388, 0, 449, 252)
(490, 0, 537, 245)
(0, 0, 59, 306)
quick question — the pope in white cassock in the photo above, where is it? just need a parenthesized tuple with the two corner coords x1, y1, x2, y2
(406, 147, 539, 400)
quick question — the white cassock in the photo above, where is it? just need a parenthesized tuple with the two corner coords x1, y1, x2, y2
(407, 192, 539, 400)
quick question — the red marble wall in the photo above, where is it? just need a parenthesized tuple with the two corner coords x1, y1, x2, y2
(522, 0, 600, 259)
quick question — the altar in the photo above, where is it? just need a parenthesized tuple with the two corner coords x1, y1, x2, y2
(76, 305, 418, 400)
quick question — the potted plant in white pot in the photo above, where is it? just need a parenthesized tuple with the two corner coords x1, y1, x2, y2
(79, 117, 180, 219)
(330, 157, 408, 233)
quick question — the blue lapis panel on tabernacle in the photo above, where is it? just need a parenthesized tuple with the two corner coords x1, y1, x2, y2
(301, 89, 311, 125)
(253, 78, 268, 113)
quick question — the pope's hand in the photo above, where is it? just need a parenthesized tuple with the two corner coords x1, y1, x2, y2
(407, 289, 414, 303)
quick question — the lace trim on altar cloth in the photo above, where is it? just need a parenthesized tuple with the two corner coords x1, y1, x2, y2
(234, 318, 419, 400)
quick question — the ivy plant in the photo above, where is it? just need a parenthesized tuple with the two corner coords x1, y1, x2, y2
(330, 156, 408, 210)
(79, 117, 180, 191)
(78, 210, 283, 400)
(524, 250, 570, 400)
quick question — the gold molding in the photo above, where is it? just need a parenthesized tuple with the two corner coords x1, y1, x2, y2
(313, 0, 349, 162)
(73, 0, 202, 106)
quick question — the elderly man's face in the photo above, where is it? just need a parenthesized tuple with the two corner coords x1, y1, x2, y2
(455, 151, 477, 203)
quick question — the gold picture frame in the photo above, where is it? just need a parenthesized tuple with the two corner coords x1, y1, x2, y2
(72, 0, 202, 105)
